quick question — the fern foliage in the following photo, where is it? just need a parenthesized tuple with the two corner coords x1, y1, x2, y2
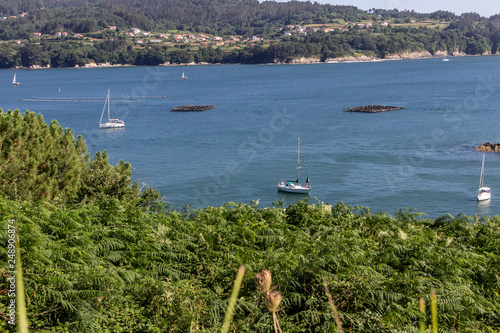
(0, 198, 499, 332)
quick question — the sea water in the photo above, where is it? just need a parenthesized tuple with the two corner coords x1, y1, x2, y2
(1, 56, 500, 218)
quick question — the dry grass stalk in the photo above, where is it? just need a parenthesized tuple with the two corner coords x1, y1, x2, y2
(256, 270, 282, 333)
(323, 280, 344, 333)
(266, 291, 283, 333)
(255, 269, 272, 295)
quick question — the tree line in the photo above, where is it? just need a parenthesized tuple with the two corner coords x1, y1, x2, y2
(0, 0, 497, 41)
(0, 19, 499, 68)
(0, 0, 498, 68)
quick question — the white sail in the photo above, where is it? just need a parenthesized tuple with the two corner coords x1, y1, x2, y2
(12, 73, 20, 85)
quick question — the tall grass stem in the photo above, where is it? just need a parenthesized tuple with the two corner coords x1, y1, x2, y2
(431, 289, 438, 333)
(323, 279, 344, 333)
(221, 265, 246, 333)
(15, 219, 29, 333)
(419, 297, 426, 333)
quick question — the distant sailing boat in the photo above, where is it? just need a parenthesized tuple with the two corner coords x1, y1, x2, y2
(477, 153, 491, 201)
(12, 72, 20, 85)
(182, 72, 188, 80)
(277, 136, 311, 194)
(99, 90, 125, 129)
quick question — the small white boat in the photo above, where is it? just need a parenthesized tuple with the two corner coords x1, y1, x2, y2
(477, 153, 491, 201)
(277, 136, 311, 194)
(442, 57, 449, 62)
(99, 90, 125, 129)
(12, 72, 20, 85)
(182, 72, 188, 80)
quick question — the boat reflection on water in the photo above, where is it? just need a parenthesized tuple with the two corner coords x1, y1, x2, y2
(276, 192, 310, 207)
(477, 198, 491, 216)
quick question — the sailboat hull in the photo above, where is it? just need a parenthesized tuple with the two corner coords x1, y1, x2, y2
(99, 122, 125, 129)
(277, 182, 311, 194)
(477, 187, 491, 201)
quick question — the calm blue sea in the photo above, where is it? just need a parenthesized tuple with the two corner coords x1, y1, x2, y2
(2, 56, 500, 218)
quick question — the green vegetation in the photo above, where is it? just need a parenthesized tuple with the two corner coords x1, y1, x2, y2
(0, 109, 157, 205)
(0, 1, 499, 67)
(0, 109, 499, 331)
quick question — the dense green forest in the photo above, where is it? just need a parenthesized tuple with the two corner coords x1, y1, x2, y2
(0, 109, 499, 332)
(0, 0, 499, 67)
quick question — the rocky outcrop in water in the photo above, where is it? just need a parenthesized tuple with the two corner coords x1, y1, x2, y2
(171, 105, 216, 112)
(477, 142, 500, 152)
(344, 105, 404, 113)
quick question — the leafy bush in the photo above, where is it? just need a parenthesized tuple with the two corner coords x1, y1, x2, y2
(0, 110, 87, 203)
(0, 109, 158, 205)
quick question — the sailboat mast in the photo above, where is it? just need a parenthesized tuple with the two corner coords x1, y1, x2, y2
(107, 89, 110, 120)
(297, 136, 300, 182)
(479, 153, 485, 188)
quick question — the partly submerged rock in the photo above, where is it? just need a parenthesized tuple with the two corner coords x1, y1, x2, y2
(171, 105, 216, 112)
(344, 105, 403, 113)
(477, 142, 500, 152)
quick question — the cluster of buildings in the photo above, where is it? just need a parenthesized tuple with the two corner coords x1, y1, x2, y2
(2, 13, 28, 20)
(282, 21, 392, 37)
(32, 32, 73, 38)
(14, 15, 398, 47)
(282, 24, 352, 37)
(127, 28, 248, 46)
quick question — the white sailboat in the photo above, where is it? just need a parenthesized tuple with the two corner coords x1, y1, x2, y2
(442, 57, 449, 62)
(12, 72, 20, 85)
(182, 72, 188, 80)
(477, 153, 491, 201)
(99, 90, 125, 129)
(277, 136, 311, 194)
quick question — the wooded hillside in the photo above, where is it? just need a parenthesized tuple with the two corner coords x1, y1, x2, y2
(0, 1, 499, 67)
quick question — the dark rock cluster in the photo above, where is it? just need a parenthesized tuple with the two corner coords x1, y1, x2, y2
(171, 105, 216, 112)
(344, 105, 404, 113)
(477, 142, 500, 152)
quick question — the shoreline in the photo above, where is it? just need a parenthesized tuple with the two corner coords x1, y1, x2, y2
(11, 51, 500, 69)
